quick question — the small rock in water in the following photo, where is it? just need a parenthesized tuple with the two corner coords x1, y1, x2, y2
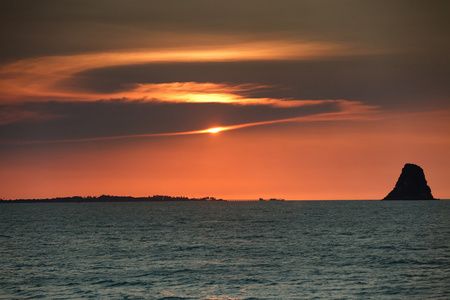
(383, 163, 437, 200)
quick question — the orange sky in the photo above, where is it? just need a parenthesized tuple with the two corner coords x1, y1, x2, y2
(1, 1, 449, 200)
(1, 110, 449, 200)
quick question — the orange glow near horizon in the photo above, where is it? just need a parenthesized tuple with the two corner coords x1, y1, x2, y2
(1, 110, 449, 200)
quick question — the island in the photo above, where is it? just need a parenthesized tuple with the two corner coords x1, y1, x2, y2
(0, 195, 226, 203)
(383, 163, 437, 200)
(258, 198, 285, 201)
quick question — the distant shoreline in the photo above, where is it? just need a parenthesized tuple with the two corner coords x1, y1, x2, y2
(1, 197, 447, 203)
(0, 195, 225, 203)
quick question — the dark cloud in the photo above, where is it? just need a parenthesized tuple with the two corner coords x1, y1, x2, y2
(1, 0, 449, 61)
(0, 100, 339, 143)
(63, 57, 450, 110)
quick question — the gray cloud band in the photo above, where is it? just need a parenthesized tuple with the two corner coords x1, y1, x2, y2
(0, 100, 342, 143)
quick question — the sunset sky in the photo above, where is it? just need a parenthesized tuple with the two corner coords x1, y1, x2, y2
(1, 0, 449, 200)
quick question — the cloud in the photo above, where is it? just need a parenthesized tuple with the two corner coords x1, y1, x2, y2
(0, 44, 382, 144)
(61, 59, 450, 111)
(0, 98, 378, 144)
(1, 0, 447, 62)
(0, 41, 389, 104)
(98, 82, 343, 108)
(0, 106, 61, 125)
(0, 16, 388, 145)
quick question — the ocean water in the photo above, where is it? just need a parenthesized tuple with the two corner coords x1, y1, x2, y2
(1, 201, 449, 299)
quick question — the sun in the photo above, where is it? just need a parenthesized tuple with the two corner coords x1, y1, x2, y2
(207, 127, 224, 134)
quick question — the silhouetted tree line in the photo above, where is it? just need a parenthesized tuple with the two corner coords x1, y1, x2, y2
(0, 195, 225, 203)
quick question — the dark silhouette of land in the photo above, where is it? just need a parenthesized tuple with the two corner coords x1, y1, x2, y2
(0, 195, 225, 203)
(258, 198, 285, 201)
(383, 163, 437, 200)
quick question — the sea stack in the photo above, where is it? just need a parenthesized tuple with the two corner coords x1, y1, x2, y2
(383, 163, 437, 200)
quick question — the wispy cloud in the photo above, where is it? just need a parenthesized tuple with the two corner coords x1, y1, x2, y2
(101, 82, 344, 107)
(0, 99, 379, 145)
(0, 39, 383, 144)
(0, 40, 388, 103)
(0, 105, 61, 125)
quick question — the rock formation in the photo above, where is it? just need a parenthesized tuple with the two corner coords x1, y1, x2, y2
(383, 163, 437, 200)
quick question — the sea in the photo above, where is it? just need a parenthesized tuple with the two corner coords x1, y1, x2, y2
(1, 200, 449, 299)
